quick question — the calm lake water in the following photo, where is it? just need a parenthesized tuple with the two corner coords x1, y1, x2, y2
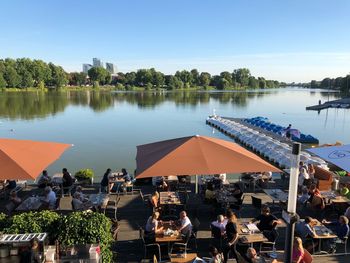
(0, 88, 349, 179)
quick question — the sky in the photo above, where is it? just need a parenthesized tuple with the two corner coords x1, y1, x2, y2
(0, 0, 350, 82)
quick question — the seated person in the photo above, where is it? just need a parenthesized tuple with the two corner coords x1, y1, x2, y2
(10, 190, 22, 206)
(295, 216, 318, 252)
(298, 186, 310, 205)
(250, 206, 281, 232)
(258, 171, 273, 186)
(72, 192, 92, 211)
(100, 168, 112, 192)
(211, 214, 227, 235)
(246, 247, 261, 263)
(307, 184, 325, 210)
(150, 191, 160, 210)
(231, 183, 243, 200)
(62, 168, 74, 188)
(145, 212, 164, 235)
(298, 167, 310, 187)
(205, 182, 215, 200)
(322, 215, 350, 240)
(7, 180, 16, 190)
(38, 170, 52, 188)
(42, 186, 57, 210)
(208, 245, 224, 263)
(177, 211, 192, 236)
(73, 186, 88, 202)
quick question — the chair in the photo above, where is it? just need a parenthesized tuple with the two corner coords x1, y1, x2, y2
(104, 196, 120, 220)
(259, 229, 279, 253)
(191, 217, 200, 249)
(170, 230, 191, 257)
(210, 224, 223, 250)
(230, 195, 245, 218)
(251, 196, 262, 214)
(139, 227, 161, 261)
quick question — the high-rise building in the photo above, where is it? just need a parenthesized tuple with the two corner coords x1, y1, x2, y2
(106, 63, 117, 74)
(93, 58, 103, 68)
(82, 64, 92, 74)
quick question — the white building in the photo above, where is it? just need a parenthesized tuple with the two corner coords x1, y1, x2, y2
(93, 58, 103, 68)
(82, 64, 92, 74)
(106, 63, 117, 74)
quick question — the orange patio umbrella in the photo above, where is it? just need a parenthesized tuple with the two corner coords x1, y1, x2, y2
(0, 138, 72, 180)
(136, 135, 281, 179)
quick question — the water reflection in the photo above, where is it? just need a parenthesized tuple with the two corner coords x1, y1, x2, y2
(0, 90, 281, 119)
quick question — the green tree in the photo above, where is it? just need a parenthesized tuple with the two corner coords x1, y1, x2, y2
(0, 73, 6, 88)
(88, 67, 110, 85)
(217, 77, 230, 90)
(175, 70, 193, 86)
(135, 69, 152, 86)
(199, 72, 211, 87)
(248, 76, 259, 88)
(48, 63, 68, 88)
(124, 72, 136, 86)
(258, 77, 266, 89)
(166, 75, 183, 90)
(220, 71, 233, 86)
(190, 69, 200, 86)
(152, 70, 164, 88)
(69, 72, 87, 86)
(32, 60, 51, 86)
(21, 70, 34, 88)
(4, 66, 21, 87)
(233, 68, 251, 87)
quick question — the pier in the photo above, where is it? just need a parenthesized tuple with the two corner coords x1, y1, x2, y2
(306, 98, 350, 111)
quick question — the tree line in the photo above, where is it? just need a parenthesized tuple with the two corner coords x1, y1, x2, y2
(308, 75, 350, 91)
(0, 58, 282, 90)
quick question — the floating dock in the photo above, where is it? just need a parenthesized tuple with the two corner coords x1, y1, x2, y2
(306, 98, 350, 111)
(206, 116, 328, 170)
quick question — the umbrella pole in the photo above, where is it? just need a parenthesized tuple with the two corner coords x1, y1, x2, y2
(195, 175, 198, 194)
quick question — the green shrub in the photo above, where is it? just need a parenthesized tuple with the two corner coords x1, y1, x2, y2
(0, 213, 9, 232)
(58, 212, 113, 263)
(75, 168, 94, 181)
(335, 171, 347, 177)
(5, 211, 60, 242)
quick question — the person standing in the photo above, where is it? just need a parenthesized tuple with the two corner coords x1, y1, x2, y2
(223, 211, 238, 263)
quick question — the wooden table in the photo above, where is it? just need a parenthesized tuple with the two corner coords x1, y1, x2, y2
(263, 189, 288, 203)
(320, 190, 350, 204)
(108, 173, 124, 193)
(159, 191, 181, 205)
(237, 221, 268, 246)
(239, 233, 268, 246)
(170, 253, 198, 263)
(88, 194, 109, 209)
(16, 197, 43, 211)
(215, 190, 237, 205)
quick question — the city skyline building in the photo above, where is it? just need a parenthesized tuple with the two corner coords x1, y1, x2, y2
(82, 63, 92, 74)
(106, 62, 117, 74)
(92, 58, 103, 68)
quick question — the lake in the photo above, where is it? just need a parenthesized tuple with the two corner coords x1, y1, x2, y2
(0, 88, 349, 180)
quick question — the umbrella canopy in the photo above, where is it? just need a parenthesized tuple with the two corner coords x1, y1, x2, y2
(307, 144, 350, 172)
(0, 138, 72, 180)
(136, 135, 280, 178)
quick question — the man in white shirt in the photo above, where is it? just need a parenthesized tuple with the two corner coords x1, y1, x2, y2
(43, 186, 57, 209)
(211, 214, 227, 234)
(177, 211, 192, 235)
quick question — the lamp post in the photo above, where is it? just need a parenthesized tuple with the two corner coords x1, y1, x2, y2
(283, 142, 301, 263)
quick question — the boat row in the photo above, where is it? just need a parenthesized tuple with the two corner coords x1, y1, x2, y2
(243, 116, 319, 144)
(206, 116, 328, 170)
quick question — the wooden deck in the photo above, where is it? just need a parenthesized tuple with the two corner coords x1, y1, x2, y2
(306, 98, 350, 111)
(1, 182, 349, 262)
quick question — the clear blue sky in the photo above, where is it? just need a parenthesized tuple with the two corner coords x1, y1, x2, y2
(1, 0, 350, 82)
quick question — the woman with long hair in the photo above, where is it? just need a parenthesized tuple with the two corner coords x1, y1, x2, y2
(292, 237, 305, 263)
(223, 211, 238, 263)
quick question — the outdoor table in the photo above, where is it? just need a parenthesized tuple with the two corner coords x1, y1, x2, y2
(108, 172, 124, 193)
(260, 251, 284, 263)
(239, 233, 268, 246)
(312, 223, 338, 254)
(15, 196, 43, 211)
(156, 221, 183, 254)
(170, 253, 198, 263)
(159, 191, 181, 205)
(88, 193, 109, 210)
(320, 190, 350, 204)
(215, 190, 237, 207)
(263, 189, 288, 203)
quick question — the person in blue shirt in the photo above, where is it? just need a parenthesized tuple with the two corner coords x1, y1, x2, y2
(295, 216, 318, 252)
(322, 215, 350, 240)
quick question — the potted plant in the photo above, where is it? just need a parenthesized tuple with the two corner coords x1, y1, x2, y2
(74, 169, 94, 185)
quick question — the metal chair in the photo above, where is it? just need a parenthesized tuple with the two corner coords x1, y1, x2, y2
(169, 230, 192, 257)
(210, 223, 223, 250)
(139, 227, 161, 261)
(251, 196, 262, 215)
(104, 196, 120, 220)
(230, 195, 245, 218)
(259, 229, 279, 253)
